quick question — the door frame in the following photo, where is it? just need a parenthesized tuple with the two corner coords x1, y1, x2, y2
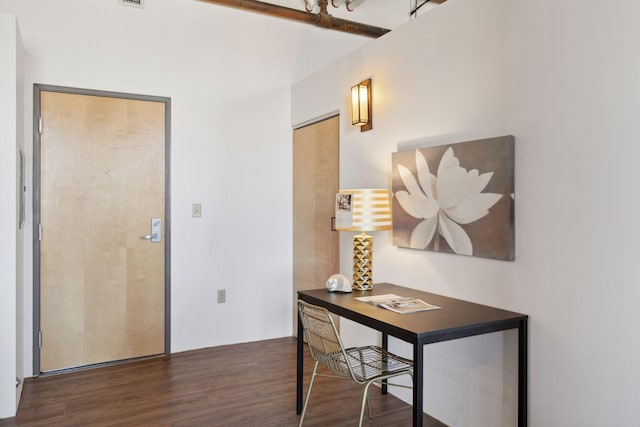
(32, 84, 172, 375)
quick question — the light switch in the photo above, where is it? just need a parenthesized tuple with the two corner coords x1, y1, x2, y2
(192, 203, 202, 218)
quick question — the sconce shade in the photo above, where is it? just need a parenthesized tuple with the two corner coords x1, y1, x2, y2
(351, 84, 368, 124)
(351, 79, 372, 132)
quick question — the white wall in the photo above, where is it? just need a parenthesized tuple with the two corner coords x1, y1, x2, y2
(292, 0, 640, 425)
(14, 11, 25, 410)
(0, 14, 22, 419)
(0, 0, 374, 390)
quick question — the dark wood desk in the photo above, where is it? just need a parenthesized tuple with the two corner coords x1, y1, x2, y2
(296, 283, 528, 427)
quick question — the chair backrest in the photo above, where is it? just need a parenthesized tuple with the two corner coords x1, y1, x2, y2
(297, 300, 352, 378)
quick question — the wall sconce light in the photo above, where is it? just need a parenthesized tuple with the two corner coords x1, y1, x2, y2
(351, 78, 372, 132)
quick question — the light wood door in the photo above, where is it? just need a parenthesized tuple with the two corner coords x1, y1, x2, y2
(293, 116, 339, 334)
(39, 91, 166, 372)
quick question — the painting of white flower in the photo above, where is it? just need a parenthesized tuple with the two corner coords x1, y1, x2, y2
(392, 136, 515, 260)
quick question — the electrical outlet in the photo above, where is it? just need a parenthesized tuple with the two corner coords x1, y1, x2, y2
(192, 203, 202, 218)
(217, 289, 226, 304)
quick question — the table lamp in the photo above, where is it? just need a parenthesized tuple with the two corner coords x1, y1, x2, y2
(334, 189, 392, 291)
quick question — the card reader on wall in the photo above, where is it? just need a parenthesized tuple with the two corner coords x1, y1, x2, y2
(325, 274, 352, 293)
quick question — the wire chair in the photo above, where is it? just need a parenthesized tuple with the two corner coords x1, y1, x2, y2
(297, 300, 414, 426)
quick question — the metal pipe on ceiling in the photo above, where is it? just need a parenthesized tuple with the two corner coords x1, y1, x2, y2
(345, 0, 367, 13)
(410, 0, 447, 18)
(198, 0, 390, 38)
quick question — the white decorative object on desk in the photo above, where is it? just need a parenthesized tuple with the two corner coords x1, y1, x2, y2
(325, 274, 352, 293)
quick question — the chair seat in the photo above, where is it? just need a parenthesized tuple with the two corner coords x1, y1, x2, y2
(343, 346, 413, 383)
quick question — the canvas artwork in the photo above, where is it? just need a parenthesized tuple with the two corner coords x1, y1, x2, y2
(391, 135, 514, 261)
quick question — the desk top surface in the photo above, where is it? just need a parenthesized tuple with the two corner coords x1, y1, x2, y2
(298, 283, 527, 344)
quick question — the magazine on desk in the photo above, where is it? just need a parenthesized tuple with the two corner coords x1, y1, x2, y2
(355, 294, 441, 314)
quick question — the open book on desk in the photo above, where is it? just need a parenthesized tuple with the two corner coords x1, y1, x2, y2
(355, 294, 441, 314)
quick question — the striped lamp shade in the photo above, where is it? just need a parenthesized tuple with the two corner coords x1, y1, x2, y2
(335, 189, 392, 232)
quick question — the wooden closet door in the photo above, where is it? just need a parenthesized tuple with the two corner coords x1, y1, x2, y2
(39, 91, 166, 372)
(292, 116, 340, 334)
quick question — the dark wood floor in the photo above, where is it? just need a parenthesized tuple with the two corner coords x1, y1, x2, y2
(1, 337, 447, 426)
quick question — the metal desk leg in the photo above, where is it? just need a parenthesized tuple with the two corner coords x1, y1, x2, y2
(518, 318, 528, 427)
(382, 332, 388, 395)
(413, 342, 424, 427)
(296, 313, 304, 414)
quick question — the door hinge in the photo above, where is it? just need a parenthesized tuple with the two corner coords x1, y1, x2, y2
(38, 117, 43, 134)
(38, 224, 42, 241)
(38, 330, 42, 348)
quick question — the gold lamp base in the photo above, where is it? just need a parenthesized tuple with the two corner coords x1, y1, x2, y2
(352, 232, 373, 291)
